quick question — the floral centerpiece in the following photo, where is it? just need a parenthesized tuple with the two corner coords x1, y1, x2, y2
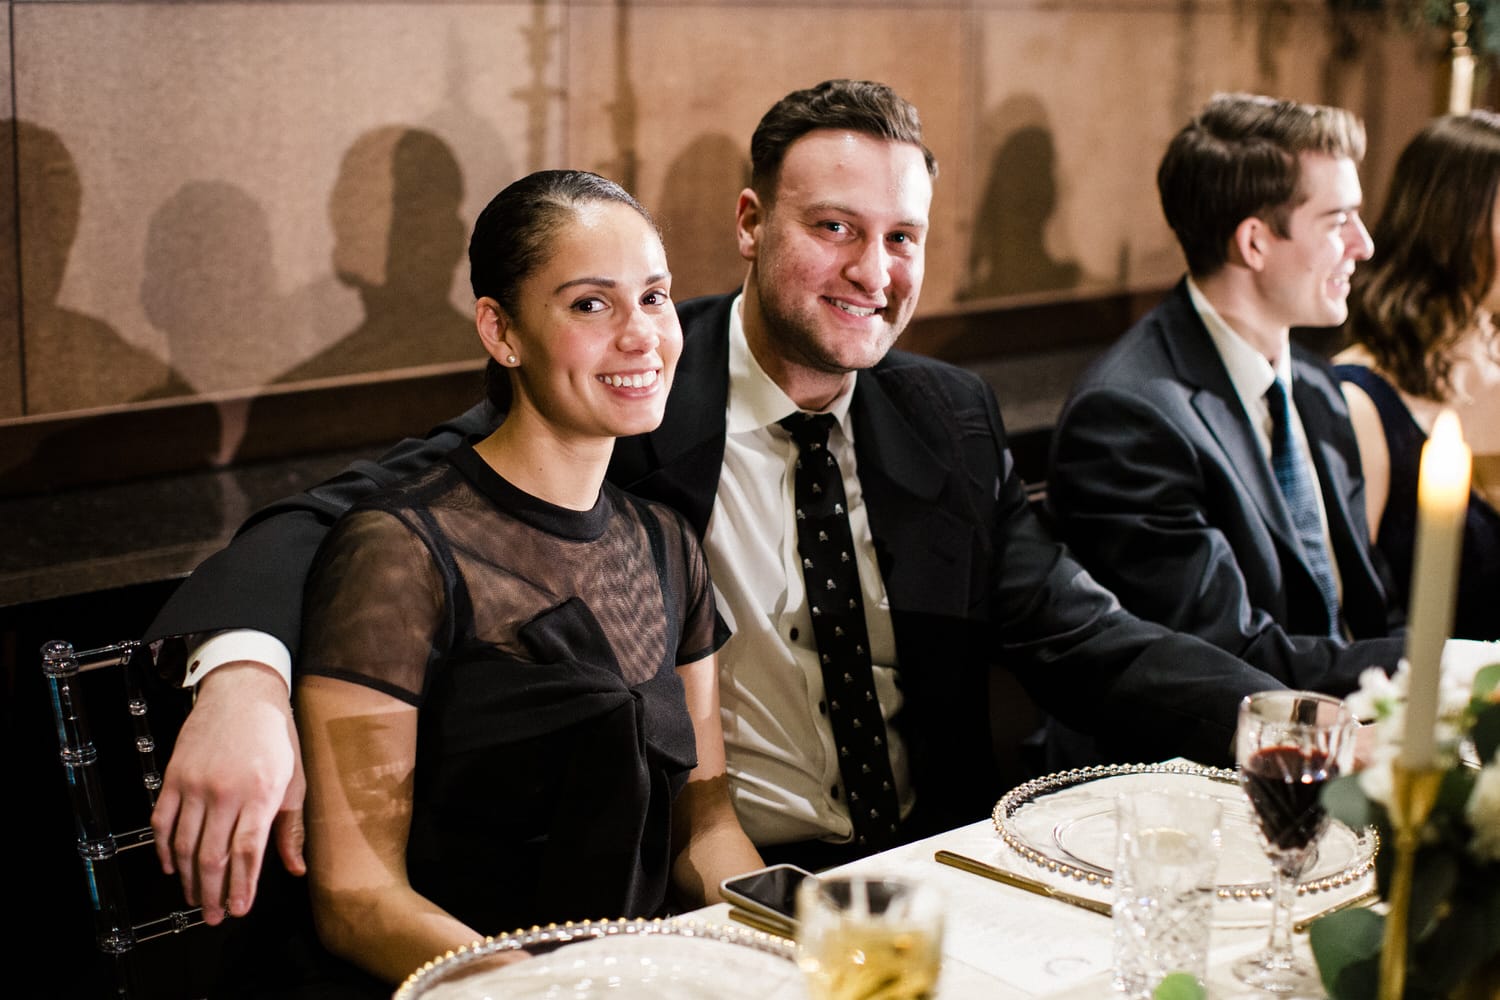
(1309, 655, 1500, 999)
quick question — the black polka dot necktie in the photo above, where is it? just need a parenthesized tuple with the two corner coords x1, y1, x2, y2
(779, 412, 901, 850)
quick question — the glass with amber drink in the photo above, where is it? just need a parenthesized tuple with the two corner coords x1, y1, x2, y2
(795, 874, 943, 1000)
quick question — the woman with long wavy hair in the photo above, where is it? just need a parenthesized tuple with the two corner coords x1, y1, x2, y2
(1335, 111, 1500, 640)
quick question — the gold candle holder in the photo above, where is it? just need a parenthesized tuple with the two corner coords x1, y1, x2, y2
(1377, 764, 1446, 1000)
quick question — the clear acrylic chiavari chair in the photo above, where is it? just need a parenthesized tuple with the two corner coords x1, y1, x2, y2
(41, 637, 206, 998)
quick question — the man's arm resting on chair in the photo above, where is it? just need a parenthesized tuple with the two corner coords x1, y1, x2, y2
(145, 399, 498, 920)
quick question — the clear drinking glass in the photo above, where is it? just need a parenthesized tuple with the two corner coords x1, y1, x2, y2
(795, 874, 944, 1000)
(1112, 791, 1223, 999)
(1233, 690, 1357, 993)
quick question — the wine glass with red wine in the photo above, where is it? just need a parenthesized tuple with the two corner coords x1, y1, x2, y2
(1232, 690, 1357, 994)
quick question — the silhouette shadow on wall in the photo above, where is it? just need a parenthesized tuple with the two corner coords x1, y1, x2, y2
(9, 120, 190, 414)
(0, 123, 224, 498)
(140, 178, 310, 484)
(278, 126, 476, 384)
(656, 133, 749, 301)
(961, 101, 1082, 301)
(143, 180, 290, 401)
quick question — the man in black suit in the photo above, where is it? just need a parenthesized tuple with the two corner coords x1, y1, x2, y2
(1048, 93, 1406, 698)
(148, 80, 1289, 922)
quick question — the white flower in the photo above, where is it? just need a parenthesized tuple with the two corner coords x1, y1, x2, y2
(1439, 639, 1500, 692)
(1466, 754, 1500, 862)
(1358, 741, 1399, 811)
(1438, 670, 1474, 724)
(1347, 665, 1405, 724)
(1350, 658, 1484, 768)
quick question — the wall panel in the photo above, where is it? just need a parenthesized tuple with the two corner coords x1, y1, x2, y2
(564, 5, 969, 305)
(0, 0, 1456, 495)
(964, 0, 1439, 305)
(11, 1, 558, 415)
(1, 3, 19, 420)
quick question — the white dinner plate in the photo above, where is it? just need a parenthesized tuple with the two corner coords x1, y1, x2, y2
(993, 761, 1377, 901)
(394, 918, 803, 1000)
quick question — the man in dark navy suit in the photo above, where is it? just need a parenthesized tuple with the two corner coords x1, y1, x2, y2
(147, 81, 1289, 922)
(1049, 93, 1406, 702)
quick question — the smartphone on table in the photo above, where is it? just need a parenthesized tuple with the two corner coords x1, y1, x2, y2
(719, 863, 814, 931)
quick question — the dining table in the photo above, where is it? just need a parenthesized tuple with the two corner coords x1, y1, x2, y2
(395, 761, 1379, 999)
(683, 762, 1378, 999)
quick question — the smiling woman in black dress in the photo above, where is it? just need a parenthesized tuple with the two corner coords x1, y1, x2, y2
(292, 170, 763, 991)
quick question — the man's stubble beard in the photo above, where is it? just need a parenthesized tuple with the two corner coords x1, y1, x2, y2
(752, 270, 908, 378)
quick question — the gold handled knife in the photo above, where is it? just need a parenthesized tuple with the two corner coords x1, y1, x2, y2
(1292, 888, 1379, 933)
(935, 849, 1112, 917)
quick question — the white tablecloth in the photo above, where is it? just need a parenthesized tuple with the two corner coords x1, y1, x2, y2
(684, 816, 1372, 999)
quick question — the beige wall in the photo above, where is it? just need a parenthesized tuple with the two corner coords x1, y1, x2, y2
(0, 0, 1451, 429)
(1, 8, 17, 420)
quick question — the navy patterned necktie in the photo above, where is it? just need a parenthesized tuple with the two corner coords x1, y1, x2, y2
(1265, 378, 1341, 638)
(779, 412, 901, 850)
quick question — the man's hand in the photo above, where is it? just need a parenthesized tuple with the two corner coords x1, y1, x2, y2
(151, 661, 306, 924)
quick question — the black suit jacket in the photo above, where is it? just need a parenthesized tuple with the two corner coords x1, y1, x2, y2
(1048, 280, 1405, 694)
(151, 292, 1288, 833)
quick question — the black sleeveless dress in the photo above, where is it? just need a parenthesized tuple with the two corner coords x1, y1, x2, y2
(1336, 365, 1500, 640)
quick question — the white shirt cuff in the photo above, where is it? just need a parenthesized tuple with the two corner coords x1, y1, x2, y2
(183, 630, 293, 693)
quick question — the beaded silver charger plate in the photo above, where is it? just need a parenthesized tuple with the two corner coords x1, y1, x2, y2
(394, 918, 802, 1000)
(992, 761, 1377, 901)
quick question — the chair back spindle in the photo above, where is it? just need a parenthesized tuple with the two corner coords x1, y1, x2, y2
(41, 638, 205, 997)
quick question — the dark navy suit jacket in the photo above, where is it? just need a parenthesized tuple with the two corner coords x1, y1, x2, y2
(1049, 279, 1405, 695)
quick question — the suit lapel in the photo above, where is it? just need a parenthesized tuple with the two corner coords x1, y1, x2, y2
(850, 368, 947, 505)
(1162, 288, 1303, 557)
(1293, 359, 1358, 542)
(1293, 356, 1384, 615)
(851, 365, 972, 618)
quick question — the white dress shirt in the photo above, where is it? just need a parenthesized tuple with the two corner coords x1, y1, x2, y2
(705, 295, 914, 847)
(183, 630, 293, 691)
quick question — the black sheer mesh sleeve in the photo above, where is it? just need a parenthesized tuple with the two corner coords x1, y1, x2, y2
(656, 504, 721, 666)
(299, 508, 445, 704)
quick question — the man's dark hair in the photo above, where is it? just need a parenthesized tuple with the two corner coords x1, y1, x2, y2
(749, 79, 938, 199)
(1157, 93, 1366, 277)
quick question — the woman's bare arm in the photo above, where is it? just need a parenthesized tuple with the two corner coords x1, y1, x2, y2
(1340, 380, 1391, 543)
(298, 675, 524, 983)
(669, 654, 764, 905)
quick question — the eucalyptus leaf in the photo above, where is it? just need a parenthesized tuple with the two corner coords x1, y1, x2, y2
(1322, 773, 1375, 829)
(1415, 895, 1500, 994)
(1151, 972, 1205, 1000)
(1435, 769, 1479, 833)
(1472, 662, 1500, 702)
(1486, 883, 1500, 953)
(1473, 701, 1500, 765)
(1310, 907, 1382, 999)
(1411, 849, 1460, 935)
